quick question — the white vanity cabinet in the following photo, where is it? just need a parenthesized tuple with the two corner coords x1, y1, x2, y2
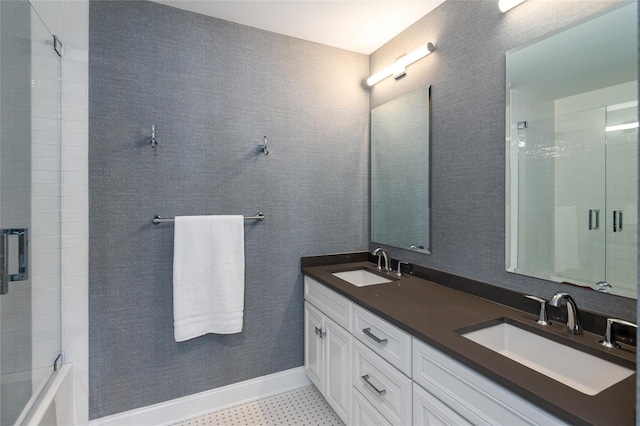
(304, 274, 567, 426)
(304, 278, 352, 423)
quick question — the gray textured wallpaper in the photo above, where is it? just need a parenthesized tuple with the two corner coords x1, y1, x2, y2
(368, 0, 637, 320)
(88, 1, 368, 418)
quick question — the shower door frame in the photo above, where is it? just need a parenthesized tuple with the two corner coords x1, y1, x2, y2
(0, 1, 63, 423)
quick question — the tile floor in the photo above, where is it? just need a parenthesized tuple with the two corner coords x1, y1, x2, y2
(174, 385, 344, 426)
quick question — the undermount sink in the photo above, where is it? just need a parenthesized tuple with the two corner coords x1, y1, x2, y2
(331, 268, 393, 287)
(460, 319, 634, 395)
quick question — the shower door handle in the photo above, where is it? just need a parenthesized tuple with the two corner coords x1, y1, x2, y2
(588, 209, 600, 230)
(613, 210, 623, 232)
(0, 228, 29, 295)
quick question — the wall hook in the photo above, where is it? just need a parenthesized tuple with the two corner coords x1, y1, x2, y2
(150, 125, 158, 148)
(258, 136, 269, 155)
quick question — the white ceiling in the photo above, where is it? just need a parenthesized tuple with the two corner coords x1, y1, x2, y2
(149, 1, 446, 54)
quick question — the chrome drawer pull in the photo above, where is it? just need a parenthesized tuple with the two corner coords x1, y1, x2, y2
(363, 327, 388, 345)
(361, 374, 386, 397)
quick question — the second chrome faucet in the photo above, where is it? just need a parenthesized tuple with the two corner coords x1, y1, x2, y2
(526, 292, 583, 335)
(372, 247, 390, 272)
(549, 292, 583, 335)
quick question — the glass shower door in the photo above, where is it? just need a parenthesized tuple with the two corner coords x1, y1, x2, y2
(512, 101, 638, 297)
(604, 102, 638, 298)
(552, 108, 607, 287)
(513, 108, 607, 286)
(0, 1, 62, 424)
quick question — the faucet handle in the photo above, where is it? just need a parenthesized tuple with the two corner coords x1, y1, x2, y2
(396, 261, 409, 276)
(599, 318, 637, 349)
(596, 281, 612, 293)
(525, 295, 551, 326)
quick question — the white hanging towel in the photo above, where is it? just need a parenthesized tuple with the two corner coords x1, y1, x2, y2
(173, 215, 245, 342)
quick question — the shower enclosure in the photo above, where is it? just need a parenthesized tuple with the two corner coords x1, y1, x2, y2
(506, 2, 637, 299)
(512, 99, 638, 298)
(0, 1, 63, 423)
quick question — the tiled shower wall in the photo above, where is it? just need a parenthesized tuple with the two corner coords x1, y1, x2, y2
(30, 1, 89, 424)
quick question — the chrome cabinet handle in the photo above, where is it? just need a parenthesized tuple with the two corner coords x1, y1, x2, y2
(361, 375, 386, 397)
(362, 327, 388, 345)
(314, 326, 325, 339)
(0, 228, 29, 295)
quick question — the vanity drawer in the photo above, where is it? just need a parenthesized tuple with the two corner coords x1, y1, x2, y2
(352, 387, 393, 426)
(352, 339, 412, 426)
(412, 338, 566, 426)
(413, 382, 471, 426)
(304, 276, 352, 330)
(353, 304, 412, 376)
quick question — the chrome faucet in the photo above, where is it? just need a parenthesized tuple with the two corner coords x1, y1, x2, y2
(372, 248, 390, 272)
(549, 292, 583, 335)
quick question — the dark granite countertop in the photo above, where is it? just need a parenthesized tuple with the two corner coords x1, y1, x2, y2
(302, 259, 636, 426)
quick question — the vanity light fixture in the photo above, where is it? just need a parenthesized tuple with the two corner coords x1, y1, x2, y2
(605, 122, 639, 132)
(499, 0, 527, 13)
(367, 42, 434, 87)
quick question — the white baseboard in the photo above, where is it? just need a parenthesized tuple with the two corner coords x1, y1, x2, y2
(89, 367, 312, 426)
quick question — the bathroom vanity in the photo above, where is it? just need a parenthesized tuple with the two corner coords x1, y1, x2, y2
(302, 254, 636, 425)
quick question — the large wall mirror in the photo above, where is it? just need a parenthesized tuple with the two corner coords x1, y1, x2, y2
(506, 2, 638, 299)
(371, 86, 431, 253)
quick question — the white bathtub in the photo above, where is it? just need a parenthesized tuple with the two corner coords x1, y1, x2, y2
(14, 363, 73, 426)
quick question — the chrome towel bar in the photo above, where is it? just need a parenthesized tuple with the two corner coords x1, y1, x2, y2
(152, 213, 265, 225)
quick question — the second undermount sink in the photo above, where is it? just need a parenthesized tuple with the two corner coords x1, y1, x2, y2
(331, 268, 393, 287)
(460, 319, 634, 395)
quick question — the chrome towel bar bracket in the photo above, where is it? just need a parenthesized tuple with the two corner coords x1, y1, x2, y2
(152, 213, 265, 225)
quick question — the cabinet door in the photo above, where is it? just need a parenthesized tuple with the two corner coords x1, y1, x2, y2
(304, 302, 324, 391)
(413, 382, 471, 426)
(324, 316, 351, 423)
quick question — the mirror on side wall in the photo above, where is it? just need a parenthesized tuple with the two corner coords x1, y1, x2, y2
(505, 2, 638, 299)
(371, 86, 431, 253)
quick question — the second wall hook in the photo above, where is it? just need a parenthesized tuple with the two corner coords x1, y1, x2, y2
(257, 136, 269, 155)
(150, 124, 158, 148)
